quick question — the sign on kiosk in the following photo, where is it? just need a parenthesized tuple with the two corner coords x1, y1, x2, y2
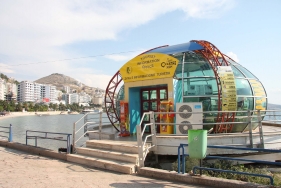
(119, 53, 179, 83)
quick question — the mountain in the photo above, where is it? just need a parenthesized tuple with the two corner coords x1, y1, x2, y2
(34, 73, 100, 94)
(268, 103, 281, 109)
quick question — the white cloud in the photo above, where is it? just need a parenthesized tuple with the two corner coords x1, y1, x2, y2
(226, 52, 239, 62)
(0, 63, 14, 74)
(0, 0, 235, 89)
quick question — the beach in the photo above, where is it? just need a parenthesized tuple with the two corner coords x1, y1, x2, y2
(0, 111, 78, 120)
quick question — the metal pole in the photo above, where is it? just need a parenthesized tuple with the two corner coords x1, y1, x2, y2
(99, 112, 102, 140)
(8, 124, 12, 142)
(257, 110, 264, 149)
(137, 125, 144, 167)
(72, 122, 76, 153)
(67, 135, 70, 154)
(200, 159, 202, 175)
(247, 110, 253, 148)
(150, 111, 157, 151)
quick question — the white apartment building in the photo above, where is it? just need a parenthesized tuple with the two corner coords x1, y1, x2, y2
(17, 81, 36, 102)
(43, 85, 56, 103)
(0, 78, 6, 100)
(17, 81, 57, 103)
(63, 86, 70, 93)
(79, 92, 92, 103)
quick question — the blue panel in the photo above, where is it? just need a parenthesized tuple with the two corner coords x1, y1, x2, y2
(129, 87, 141, 133)
(145, 42, 204, 55)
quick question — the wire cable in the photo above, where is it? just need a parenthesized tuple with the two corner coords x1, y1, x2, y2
(0, 49, 143, 67)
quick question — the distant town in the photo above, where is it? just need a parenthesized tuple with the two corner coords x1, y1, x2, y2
(0, 73, 106, 112)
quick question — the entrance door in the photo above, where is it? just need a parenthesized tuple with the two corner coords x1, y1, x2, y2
(141, 86, 168, 133)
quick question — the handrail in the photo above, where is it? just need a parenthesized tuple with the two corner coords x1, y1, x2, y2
(26, 130, 71, 153)
(0, 124, 12, 142)
(137, 111, 157, 167)
(193, 166, 274, 185)
(72, 112, 105, 153)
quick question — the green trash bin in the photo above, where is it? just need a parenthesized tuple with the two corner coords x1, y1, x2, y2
(188, 130, 207, 159)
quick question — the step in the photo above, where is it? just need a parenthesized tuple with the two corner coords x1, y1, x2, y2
(76, 147, 139, 164)
(86, 140, 139, 154)
(88, 131, 116, 140)
(67, 154, 136, 174)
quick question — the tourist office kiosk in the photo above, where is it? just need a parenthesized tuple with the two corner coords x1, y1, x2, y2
(104, 40, 267, 136)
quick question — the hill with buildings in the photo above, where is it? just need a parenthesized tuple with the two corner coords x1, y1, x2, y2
(35, 73, 104, 95)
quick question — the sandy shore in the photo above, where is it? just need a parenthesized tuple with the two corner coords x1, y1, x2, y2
(0, 111, 79, 120)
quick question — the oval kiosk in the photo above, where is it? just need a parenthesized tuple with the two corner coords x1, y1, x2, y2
(105, 40, 267, 135)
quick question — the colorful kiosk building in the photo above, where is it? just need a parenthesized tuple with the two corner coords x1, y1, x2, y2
(104, 40, 267, 135)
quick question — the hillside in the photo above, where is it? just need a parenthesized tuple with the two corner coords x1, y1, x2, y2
(34, 73, 100, 94)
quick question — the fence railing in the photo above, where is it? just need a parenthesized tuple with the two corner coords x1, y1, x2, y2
(177, 144, 281, 185)
(26, 130, 72, 153)
(137, 111, 157, 167)
(72, 112, 108, 153)
(0, 124, 12, 142)
(136, 109, 281, 168)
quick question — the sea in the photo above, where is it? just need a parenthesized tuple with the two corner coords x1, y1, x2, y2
(0, 113, 110, 151)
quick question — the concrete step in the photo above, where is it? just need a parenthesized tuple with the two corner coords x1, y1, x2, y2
(86, 140, 139, 154)
(76, 147, 139, 164)
(88, 131, 116, 140)
(67, 154, 136, 174)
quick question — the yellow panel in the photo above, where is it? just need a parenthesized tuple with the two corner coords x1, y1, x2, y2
(120, 53, 179, 83)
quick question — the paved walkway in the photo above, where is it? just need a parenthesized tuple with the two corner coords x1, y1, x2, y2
(0, 147, 211, 188)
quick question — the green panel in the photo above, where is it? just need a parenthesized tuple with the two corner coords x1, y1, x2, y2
(188, 130, 207, 159)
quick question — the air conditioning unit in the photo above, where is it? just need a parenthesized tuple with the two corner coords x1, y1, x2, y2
(176, 102, 203, 134)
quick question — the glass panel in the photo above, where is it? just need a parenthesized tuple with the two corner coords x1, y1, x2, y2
(150, 90, 157, 100)
(159, 89, 167, 100)
(143, 101, 149, 111)
(150, 101, 157, 111)
(142, 91, 149, 100)
(183, 78, 218, 96)
(235, 65, 257, 79)
(143, 114, 150, 121)
(235, 79, 252, 95)
(231, 65, 245, 78)
(237, 97, 254, 111)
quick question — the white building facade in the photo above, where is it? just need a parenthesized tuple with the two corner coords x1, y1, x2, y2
(0, 78, 6, 100)
(17, 81, 57, 103)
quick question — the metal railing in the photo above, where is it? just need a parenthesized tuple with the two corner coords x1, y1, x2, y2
(26, 130, 72, 153)
(137, 111, 157, 167)
(72, 112, 108, 153)
(193, 166, 274, 185)
(136, 109, 281, 168)
(177, 144, 281, 185)
(0, 124, 12, 142)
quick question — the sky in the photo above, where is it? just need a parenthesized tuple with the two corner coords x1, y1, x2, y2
(0, 0, 281, 104)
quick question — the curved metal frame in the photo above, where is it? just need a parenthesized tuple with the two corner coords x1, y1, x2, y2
(191, 40, 235, 133)
(104, 71, 123, 132)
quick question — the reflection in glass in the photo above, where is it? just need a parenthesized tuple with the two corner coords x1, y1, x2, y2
(150, 90, 157, 100)
(142, 91, 149, 100)
(160, 89, 167, 100)
(143, 102, 149, 111)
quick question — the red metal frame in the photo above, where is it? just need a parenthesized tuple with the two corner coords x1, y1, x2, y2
(191, 40, 235, 133)
(104, 71, 123, 132)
